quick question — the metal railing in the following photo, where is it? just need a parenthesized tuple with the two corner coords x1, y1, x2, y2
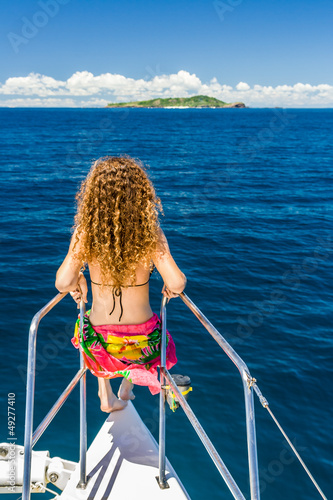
(22, 290, 327, 500)
(157, 292, 328, 500)
(157, 292, 260, 499)
(22, 294, 87, 500)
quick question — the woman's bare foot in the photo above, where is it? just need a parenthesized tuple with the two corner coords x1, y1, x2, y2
(118, 378, 135, 401)
(99, 392, 128, 412)
(98, 378, 128, 412)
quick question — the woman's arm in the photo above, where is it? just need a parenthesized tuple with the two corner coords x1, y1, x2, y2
(55, 229, 88, 304)
(153, 228, 186, 297)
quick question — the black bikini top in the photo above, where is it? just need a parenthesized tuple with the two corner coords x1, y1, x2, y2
(90, 268, 153, 321)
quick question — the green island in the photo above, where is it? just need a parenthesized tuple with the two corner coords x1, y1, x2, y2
(106, 95, 246, 108)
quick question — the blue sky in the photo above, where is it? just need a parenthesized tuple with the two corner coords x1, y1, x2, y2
(1, 0, 332, 107)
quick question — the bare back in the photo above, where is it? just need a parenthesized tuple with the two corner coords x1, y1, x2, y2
(56, 228, 186, 326)
(88, 260, 154, 326)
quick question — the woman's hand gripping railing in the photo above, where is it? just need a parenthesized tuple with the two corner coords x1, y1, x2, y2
(157, 296, 246, 500)
(22, 293, 88, 500)
(179, 292, 328, 500)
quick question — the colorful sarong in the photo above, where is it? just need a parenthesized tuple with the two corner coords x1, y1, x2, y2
(72, 311, 177, 395)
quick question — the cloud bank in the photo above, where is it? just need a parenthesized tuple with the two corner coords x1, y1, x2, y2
(0, 70, 332, 108)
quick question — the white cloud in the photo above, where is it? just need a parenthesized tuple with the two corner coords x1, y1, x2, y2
(236, 82, 250, 91)
(0, 97, 76, 107)
(0, 70, 332, 107)
(0, 74, 65, 96)
(80, 97, 109, 107)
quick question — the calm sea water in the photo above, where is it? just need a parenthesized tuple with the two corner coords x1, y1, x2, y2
(1, 108, 332, 499)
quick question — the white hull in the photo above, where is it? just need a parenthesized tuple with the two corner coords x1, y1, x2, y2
(60, 401, 190, 499)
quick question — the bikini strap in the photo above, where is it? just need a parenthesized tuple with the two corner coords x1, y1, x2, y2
(91, 274, 151, 321)
(110, 286, 123, 321)
(90, 279, 102, 286)
(90, 276, 150, 287)
(130, 277, 150, 287)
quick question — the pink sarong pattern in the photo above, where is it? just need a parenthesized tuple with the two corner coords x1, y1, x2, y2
(72, 311, 177, 395)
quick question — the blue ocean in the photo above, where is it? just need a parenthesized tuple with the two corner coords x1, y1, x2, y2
(1, 108, 332, 499)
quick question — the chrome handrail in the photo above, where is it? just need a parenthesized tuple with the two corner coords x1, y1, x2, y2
(32, 367, 86, 447)
(21, 289, 327, 499)
(157, 292, 260, 499)
(162, 367, 246, 500)
(77, 300, 87, 489)
(173, 292, 327, 500)
(157, 297, 168, 489)
(22, 294, 87, 500)
(179, 292, 260, 499)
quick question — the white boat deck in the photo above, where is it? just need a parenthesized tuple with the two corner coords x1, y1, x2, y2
(60, 402, 190, 500)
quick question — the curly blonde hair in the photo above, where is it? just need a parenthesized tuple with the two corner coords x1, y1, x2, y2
(73, 156, 163, 286)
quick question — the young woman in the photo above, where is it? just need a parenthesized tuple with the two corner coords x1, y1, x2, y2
(56, 156, 186, 412)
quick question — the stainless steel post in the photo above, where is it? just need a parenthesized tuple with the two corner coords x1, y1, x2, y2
(157, 296, 169, 489)
(242, 376, 260, 500)
(179, 292, 261, 499)
(22, 293, 67, 500)
(162, 368, 246, 500)
(77, 300, 87, 489)
(32, 367, 87, 447)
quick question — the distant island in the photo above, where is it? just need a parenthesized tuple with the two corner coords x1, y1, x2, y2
(106, 95, 246, 109)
